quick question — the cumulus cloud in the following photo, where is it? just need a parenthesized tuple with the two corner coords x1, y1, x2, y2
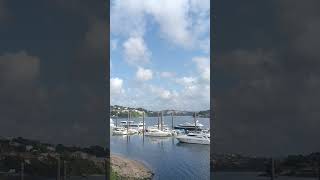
(136, 67, 153, 81)
(110, 77, 124, 95)
(160, 71, 175, 78)
(111, 0, 209, 51)
(192, 56, 210, 81)
(123, 36, 151, 65)
(111, 39, 118, 51)
(176, 76, 197, 86)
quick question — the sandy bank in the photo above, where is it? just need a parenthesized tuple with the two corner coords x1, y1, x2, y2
(111, 154, 153, 180)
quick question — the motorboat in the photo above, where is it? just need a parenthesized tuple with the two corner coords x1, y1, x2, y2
(112, 127, 138, 135)
(202, 129, 210, 138)
(175, 132, 210, 145)
(145, 128, 172, 137)
(112, 127, 126, 135)
(174, 120, 204, 131)
(120, 121, 145, 131)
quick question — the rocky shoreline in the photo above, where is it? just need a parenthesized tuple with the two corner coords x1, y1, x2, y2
(111, 154, 153, 180)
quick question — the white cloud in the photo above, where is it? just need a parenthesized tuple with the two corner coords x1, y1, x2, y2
(176, 76, 197, 86)
(111, 0, 146, 37)
(111, 39, 118, 51)
(160, 71, 175, 78)
(110, 77, 124, 95)
(136, 67, 153, 81)
(123, 36, 151, 65)
(192, 56, 210, 81)
(149, 85, 172, 100)
(111, 0, 210, 51)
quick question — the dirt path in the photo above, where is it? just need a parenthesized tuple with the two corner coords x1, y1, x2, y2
(111, 154, 153, 179)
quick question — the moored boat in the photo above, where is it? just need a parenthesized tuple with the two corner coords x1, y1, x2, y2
(145, 128, 172, 137)
(175, 132, 210, 145)
(174, 120, 204, 131)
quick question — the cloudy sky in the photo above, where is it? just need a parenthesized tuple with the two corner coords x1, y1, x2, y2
(110, 0, 210, 111)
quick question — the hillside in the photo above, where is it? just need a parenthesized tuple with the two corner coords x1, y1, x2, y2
(110, 105, 210, 118)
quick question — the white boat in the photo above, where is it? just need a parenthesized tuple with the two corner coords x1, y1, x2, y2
(112, 127, 126, 135)
(120, 121, 145, 131)
(176, 132, 210, 145)
(174, 120, 204, 131)
(145, 128, 172, 137)
(110, 118, 116, 129)
(148, 124, 177, 136)
(112, 127, 138, 135)
(202, 129, 210, 138)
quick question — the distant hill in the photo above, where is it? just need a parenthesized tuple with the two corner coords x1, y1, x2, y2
(110, 105, 210, 118)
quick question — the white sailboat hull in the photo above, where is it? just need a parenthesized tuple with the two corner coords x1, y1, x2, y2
(145, 132, 172, 137)
(176, 134, 210, 145)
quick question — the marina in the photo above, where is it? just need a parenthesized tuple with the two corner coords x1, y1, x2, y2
(110, 116, 210, 180)
(111, 112, 210, 145)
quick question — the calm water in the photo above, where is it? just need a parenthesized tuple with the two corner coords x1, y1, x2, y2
(111, 116, 210, 180)
(213, 172, 316, 180)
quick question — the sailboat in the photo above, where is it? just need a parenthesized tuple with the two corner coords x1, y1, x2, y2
(145, 127, 172, 137)
(112, 127, 138, 135)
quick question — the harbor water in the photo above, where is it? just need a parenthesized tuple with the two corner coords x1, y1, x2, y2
(111, 116, 210, 180)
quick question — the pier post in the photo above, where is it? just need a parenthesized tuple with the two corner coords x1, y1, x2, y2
(171, 112, 174, 129)
(116, 115, 118, 127)
(194, 112, 197, 131)
(20, 159, 24, 180)
(157, 112, 160, 130)
(127, 111, 129, 134)
(57, 156, 61, 180)
(142, 112, 145, 135)
(161, 111, 163, 131)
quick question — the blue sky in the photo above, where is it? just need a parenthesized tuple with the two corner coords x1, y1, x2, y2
(110, 0, 210, 111)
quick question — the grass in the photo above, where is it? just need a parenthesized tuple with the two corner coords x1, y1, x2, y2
(110, 170, 119, 180)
